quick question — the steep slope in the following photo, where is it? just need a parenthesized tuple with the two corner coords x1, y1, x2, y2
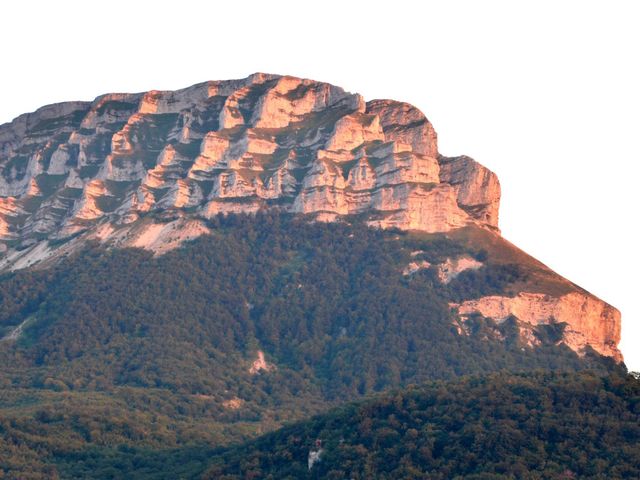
(0, 73, 622, 363)
(0, 215, 624, 479)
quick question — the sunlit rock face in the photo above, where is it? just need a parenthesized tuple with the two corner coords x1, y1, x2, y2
(0, 72, 500, 252)
(0, 73, 622, 362)
(452, 292, 622, 362)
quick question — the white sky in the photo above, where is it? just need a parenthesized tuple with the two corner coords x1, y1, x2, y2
(1, 0, 638, 369)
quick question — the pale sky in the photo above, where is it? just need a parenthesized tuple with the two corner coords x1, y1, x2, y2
(1, 1, 638, 369)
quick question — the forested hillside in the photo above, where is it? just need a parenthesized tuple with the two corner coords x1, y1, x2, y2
(0, 213, 624, 478)
(205, 372, 640, 479)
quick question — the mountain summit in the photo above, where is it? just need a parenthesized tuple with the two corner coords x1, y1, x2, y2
(0, 73, 499, 254)
(0, 73, 621, 362)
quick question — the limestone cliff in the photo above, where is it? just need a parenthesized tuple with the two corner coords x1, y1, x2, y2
(452, 292, 622, 362)
(0, 73, 621, 362)
(0, 73, 499, 253)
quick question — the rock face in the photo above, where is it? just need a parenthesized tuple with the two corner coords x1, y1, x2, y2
(0, 73, 499, 254)
(437, 255, 483, 283)
(398, 251, 622, 362)
(249, 350, 275, 375)
(0, 73, 622, 362)
(452, 292, 622, 361)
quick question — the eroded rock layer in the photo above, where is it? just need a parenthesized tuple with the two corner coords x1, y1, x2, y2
(453, 292, 622, 362)
(0, 73, 499, 252)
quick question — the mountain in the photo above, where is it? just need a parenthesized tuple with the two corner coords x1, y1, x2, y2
(0, 73, 622, 362)
(0, 74, 627, 478)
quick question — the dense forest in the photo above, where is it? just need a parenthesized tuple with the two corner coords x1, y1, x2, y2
(0, 213, 626, 478)
(204, 371, 640, 479)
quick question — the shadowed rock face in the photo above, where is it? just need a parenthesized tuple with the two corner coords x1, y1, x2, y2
(0, 73, 622, 362)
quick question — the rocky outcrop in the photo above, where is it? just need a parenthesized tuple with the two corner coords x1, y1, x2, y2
(222, 397, 244, 410)
(401, 256, 483, 281)
(439, 155, 501, 227)
(402, 260, 432, 276)
(249, 350, 275, 374)
(0, 73, 499, 255)
(452, 292, 622, 361)
(437, 256, 483, 283)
